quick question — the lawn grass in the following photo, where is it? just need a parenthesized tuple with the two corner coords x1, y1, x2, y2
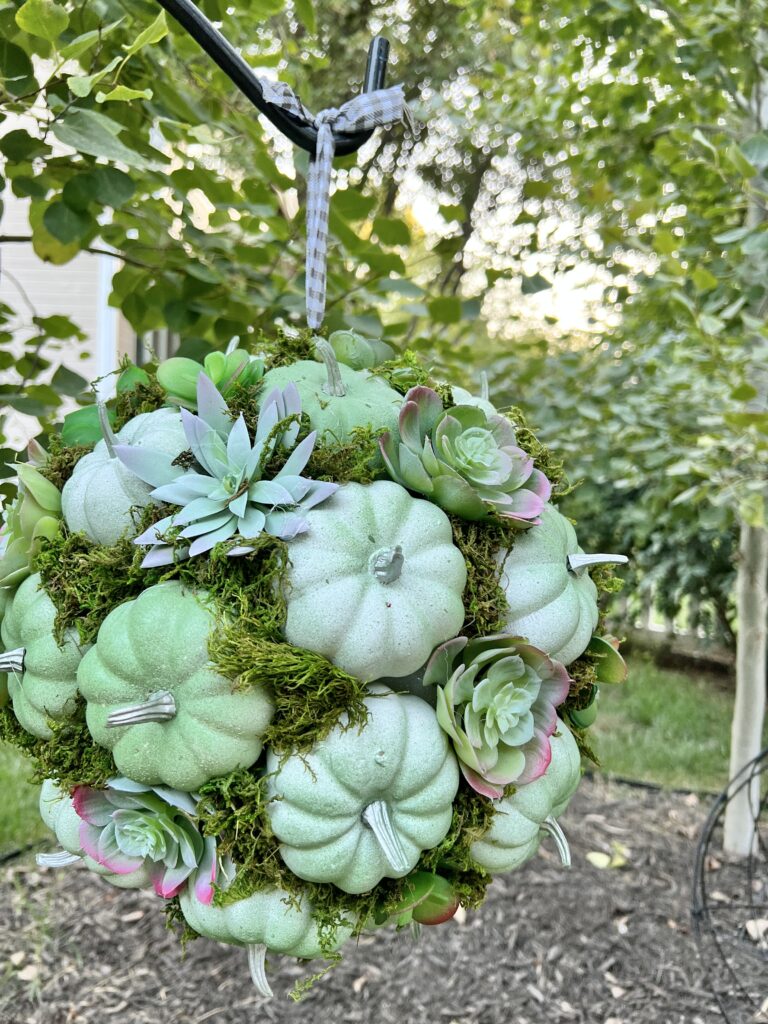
(591, 655, 740, 793)
(0, 656, 750, 855)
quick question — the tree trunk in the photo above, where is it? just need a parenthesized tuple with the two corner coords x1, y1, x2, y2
(723, 520, 768, 856)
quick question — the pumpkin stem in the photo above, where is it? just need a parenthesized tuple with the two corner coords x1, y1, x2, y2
(0, 647, 25, 674)
(567, 553, 628, 576)
(361, 800, 410, 874)
(315, 338, 347, 398)
(98, 402, 119, 459)
(36, 849, 81, 868)
(247, 943, 273, 999)
(541, 815, 571, 867)
(369, 545, 404, 585)
(480, 371, 490, 402)
(106, 690, 177, 728)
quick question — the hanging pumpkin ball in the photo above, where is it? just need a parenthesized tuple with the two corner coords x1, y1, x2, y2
(0, 334, 628, 999)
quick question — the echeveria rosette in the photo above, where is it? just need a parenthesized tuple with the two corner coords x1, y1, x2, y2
(423, 634, 571, 799)
(73, 778, 218, 903)
(379, 386, 550, 524)
(115, 373, 338, 566)
(0, 449, 62, 588)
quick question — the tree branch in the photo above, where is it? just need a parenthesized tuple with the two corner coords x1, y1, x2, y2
(0, 236, 158, 270)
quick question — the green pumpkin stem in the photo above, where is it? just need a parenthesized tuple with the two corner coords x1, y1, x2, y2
(315, 338, 347, 398)
(566, 553, 628, 576)
(98, 402, 119, 459)
(541, 815, 571, 867)
(369, 545, 404, 585)
(106, 689, 177, 728)
(247, 943, 273, 999)
(36, 850, 81, 868)
(361, 799, 410, 873)
(0, 647, 25, 674)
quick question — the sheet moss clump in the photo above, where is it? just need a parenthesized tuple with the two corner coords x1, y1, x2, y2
(306, 426, 385, 485)
(561, 652, 600, 765)
(38, 435, 92, 490)
(257, 326, 321, 369)
(113, 374, 167, 430)
(507, 405, 568, 498)
(369, 350, 453, 403)
(0, 699, 116, 790)
(450, 515, 515, 639)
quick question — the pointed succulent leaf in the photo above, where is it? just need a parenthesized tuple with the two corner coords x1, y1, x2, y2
(114, 445, 181, 487)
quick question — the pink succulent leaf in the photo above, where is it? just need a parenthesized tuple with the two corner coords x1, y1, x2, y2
(495, 487, 547, 522)
(398, 399, 425, 452)
(96, 823, 145, 875)
(193, 837, 218, 905)
(397, 442, 435, 493)
(72, 786, 114, 827)
(422, 636, 468, 688)
(196, 372, 232, 438)
(488, 414, 517, 448)
(78, 822, 105, 862)
(460, 763, 504, 799)
(515, 728, 554, 785)
(402, 386, 444, 434)
(378, 432, 400, 479)
(528, 467, 552, 501)
(113, 445, 180, 488)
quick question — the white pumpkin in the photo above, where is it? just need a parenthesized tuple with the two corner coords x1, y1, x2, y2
(62, 406, 187, 546)
(282, 480, 467, 681)
(497, 503, 627, 666)
(266, 687, 459, 894)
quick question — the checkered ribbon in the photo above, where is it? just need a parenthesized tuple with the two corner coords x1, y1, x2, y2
(259, 79, 411, 329)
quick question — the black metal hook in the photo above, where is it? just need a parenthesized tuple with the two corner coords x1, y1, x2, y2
(154, 0, 390, 156)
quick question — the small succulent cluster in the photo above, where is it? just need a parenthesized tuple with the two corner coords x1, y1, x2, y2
(0, 330, 627, 1001)
(116, 374, 338, 566)
(380, 386, 551, 524)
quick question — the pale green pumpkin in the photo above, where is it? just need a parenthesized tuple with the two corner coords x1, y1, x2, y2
(61, 406, 187, 546)
(0, 573, 85, 738)
(282, 480, 467, 681)
(470, 721, 581, 874)
(497, 503, 627, 665)
(266, 686, 459, 894)
(180, 876, 353, 998)
(77, 581, 274, 791)
(37, 780, 154, 888)
(258, 341, 402, 442)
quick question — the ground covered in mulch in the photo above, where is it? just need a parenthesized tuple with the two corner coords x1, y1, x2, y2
(0, 777, 738, 1024)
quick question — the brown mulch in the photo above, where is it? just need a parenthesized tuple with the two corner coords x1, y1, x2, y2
(0, 778, 729, 1024)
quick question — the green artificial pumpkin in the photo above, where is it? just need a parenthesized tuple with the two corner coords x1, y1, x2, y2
(0, 573, 85, 738)
(323, 329, 395, 370)
(266, 686, 459, 894)
(61, 406, 188, 546)
(497, 503, 627, 665)
(180, 875, 352, 998)
(282, 480, 467, 681)
(37, 780, 154, 888)
(77, 581, 274, 791)
(470, 721, 581, 874)
(258, 340, 402, 442)
(0, 587, 11, 708)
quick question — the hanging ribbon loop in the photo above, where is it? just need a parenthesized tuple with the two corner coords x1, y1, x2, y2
(259, 80, 411, 330)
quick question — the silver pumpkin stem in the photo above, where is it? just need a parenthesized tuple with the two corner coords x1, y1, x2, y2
(480, 370, 490, 402)
(37, 850, 81, 868)
(361, 800, 410, 873)
(98, 402, 119, 459)
(567, 553, 629, 576)
(247, 943, 273, 999)
(107, 690, 177, 728)
(0, 647, 25, 674)
(315, 338, 347, 398)
(369, 545, 404, 585)
(541, 815, 571, 868)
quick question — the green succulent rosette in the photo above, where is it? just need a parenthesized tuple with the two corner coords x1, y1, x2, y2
(0, 457, 62, 589)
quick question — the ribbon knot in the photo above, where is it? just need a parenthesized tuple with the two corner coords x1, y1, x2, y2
(258, 79, 410, 329)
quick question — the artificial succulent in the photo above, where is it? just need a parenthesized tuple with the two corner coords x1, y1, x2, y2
(423, 634, 570, 798)
(157, 345, 264, 407)
(72, 777, 218, 901)
(379, 386, 550, 524)
(115, 373, 337, 566)
(0, 442, 62, 588)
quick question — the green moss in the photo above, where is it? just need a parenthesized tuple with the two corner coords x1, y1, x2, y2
(369, 350, 452, 402)
(0, 699, 116, 790)
(561, 653, 601, 765)
(450, 515, 515, 639)
(306, 426, 385, 484)
(507, 405, 568, 497)
(591, 563, 625, 596)
(259, 326, 321, 369)
(113, 373, 167, 430)
(224, 379, 264, 435)
(39, 435, 91, 490)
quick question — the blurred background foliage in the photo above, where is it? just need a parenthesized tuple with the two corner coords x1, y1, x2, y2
(1, 0, 768, 792)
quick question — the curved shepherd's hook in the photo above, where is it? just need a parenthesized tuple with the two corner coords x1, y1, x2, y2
(154, 0, 389, 155)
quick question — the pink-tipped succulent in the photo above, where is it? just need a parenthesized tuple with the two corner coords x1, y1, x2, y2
(114, 373, 337, 566)
(423, 634, 571, 799)
(379, 386, 550, 524)
(72, 777, 218, 902)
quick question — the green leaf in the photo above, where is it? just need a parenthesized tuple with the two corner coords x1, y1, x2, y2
(691, 266, 718, 291)
(521, 272, 551, 295)
(293, 0, 316, 33)
(0, 129, 48, 162)
(333, 189, 376, 221)
(52, 109, 155, 169)
(61, 404, 109, 446)
(0, 40, 37, 96)
(29, 202, 80, 264)
(741, 133, 768, 172)
(43, 201, 92, 244)
(67, 56, 121, 98)
(15, 0, 68, 41)
(90, 167, 135, 207)
(731, 383, 758, 401)
(654, 229, 678, 255)
(713, 225, 753, 244)
(739, 493, 765, 529)
(372, 217, 411, 245)
(697, 312, 725, 336)
(124, 10, 168, 56)
(428, 296, 462, 323)
(725, 142, 757, 178)
(438, 203, 466, 223)
(51, 364, 88, 396)
(96, 85, 152, 103)
(32, 314, 83, 339)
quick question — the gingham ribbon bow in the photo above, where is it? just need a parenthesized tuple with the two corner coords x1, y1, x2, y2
(259, 79, 410, 330)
